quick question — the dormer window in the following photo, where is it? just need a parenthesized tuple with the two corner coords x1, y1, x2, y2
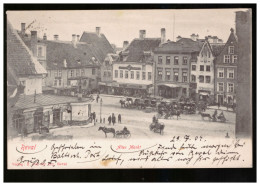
(37, 46, 43, 57)
(229, 46, 234, 54)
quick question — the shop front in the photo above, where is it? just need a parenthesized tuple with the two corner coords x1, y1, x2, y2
(157, 84, 186, 99)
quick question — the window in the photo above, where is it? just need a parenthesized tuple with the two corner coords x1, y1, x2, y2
(199, 75, 204, 83)
(227, 83, 234, 93)
(136, 71, 140, 80)
(158, 56, 163, 64)
(165, 70, 171, 81)
(38, 46, 43, 57)
(191, 75, 196, 82)
(54, 71, 58, 77)
(182, 72, 187, 82)
(192, 65, 196, 71)
(224, 55, 231, 63)
(58, 70, 62, 77)
(54, 79, 57, 86)
(158, 69, 163, 80)
(227, 68, 234, 79)
(206, 76, 211, 83)
(142, 72, 146, 80)
(218, 68, 224, 78)
(104, 71, 107, 77)
(232, 55, 238, 63)
(108, 71, 111, 77)
(229, 46, 234, 54)
(69, 70, 74, 77)
(166, 56, 171, 65)
(206, 65, 210, 72)
(125, 71, 128, 79)
(92, 68, 96, 75)
(218, 82, 224, 92)
(81, 69, 85, 76)
(115, 70, 118, 78)
(59, 79, 62, 86)
(120, 70, 123, 78)
(183, 57, 188, 65)
(200, 65, 204, 71)
(148, 72, 152, 80)
(131, 71, 134, 79)
(174, 56, 179, 65)
(174, 72, 179, 82)
(76, 69, 80, 77)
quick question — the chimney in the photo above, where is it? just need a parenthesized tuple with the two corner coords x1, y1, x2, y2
(77, 35, 80, 42)
(161, 28, 166, 44)
(43, 33, 47, 40)
(30, 31, 37, 57)
(96, 27, 101, 37)
(21, 23, 26, 36)
(123, 41, 129, 50)
(72, 34, 77, 47)
(176, 35, 182, 42)
(139, 30, 146, 39)
(54, 35, 59, 40)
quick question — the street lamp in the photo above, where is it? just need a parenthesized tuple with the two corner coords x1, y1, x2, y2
(100, 98, 103, 123)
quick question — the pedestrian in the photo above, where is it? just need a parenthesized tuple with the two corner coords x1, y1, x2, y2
(97, 94, 100, 103)
(93, 112, 96, 125)
(218, 101, 220, 109)
(112, 113, 116, 126)
(103, 117, 105, 124)
(152, 115, 156, 123)
(108, 115, 111, 125)
(118, 114, 121, 123)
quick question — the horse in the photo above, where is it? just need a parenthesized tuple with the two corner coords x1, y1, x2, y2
(119, 99, 126, 108)
(170, 109, 181, 120)
(98, 127, 115, 138)
(198, 111, 212, 121)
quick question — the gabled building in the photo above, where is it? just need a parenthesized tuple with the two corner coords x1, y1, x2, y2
(190, 37, 225, 103)
(214, 28, 238, 105)
(19, 25, 114, 94)
(108, 29, 162, 97)
(153, 35, 203, 99)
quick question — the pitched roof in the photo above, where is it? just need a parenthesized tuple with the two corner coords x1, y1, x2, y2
(79, 32, 115, 62)
(154, 38, 203, 54)
(122, 38, 161, 62)
(41, 40, 101, 69)
(14, 94, 92, 110)
(210, 43, 225, 57)
(7, 20, 47, 77)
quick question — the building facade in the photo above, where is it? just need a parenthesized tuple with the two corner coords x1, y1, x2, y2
(214, 28, 238, 105)
(105, 29, 162, 97)
(154, 38, 203, 99)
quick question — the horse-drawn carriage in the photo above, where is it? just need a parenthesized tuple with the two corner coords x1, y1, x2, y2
(115, 127, 131, 138)
(149, 121, 165, 135)
(179, 102, 196, 114)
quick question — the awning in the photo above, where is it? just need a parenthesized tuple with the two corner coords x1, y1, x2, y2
(98, 82, 107, 86)
(160, 84, 181, 88)
(199, 92, 209, 96)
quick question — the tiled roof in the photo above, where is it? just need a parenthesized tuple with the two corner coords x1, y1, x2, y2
(79, 32, 115, 62)
(7, 21, 46, 76)
(210, 44, 225, 57)
(154, 38, 203, 54)
(122, 38, 161, 62)
(42, 40, 102, 69)
(14, 94, 92, 110)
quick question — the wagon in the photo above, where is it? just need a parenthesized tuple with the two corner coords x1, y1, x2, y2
(115, 127, 131, 138)
(149, 122, 165, 135)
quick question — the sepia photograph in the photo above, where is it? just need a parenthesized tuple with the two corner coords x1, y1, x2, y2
(4, 4, 256, 181)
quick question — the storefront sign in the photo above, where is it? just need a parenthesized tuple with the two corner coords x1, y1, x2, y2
(119, 65, 141, 71)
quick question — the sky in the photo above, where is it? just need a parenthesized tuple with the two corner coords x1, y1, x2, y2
(7, 9, 247, 47)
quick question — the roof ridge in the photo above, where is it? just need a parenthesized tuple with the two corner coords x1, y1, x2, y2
(8, 21, 47, 75)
